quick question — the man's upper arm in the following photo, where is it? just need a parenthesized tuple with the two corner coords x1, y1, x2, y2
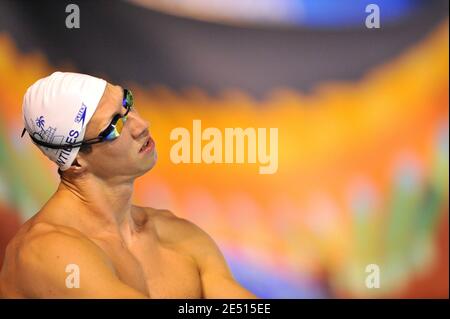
(16, 231, 147, 298)
(177, 220, 257, 299)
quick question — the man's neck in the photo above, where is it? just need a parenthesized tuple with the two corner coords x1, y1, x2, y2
(51, 174, 135, 237)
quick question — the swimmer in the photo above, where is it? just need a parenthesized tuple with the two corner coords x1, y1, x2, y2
(0, 72, 256, 299)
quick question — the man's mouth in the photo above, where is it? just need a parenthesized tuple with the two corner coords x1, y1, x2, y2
(139, 137, 154, 153)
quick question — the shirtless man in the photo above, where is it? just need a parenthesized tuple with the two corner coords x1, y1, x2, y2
(0, 72, 256, 299)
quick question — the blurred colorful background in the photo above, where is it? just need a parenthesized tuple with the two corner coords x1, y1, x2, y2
(0, 0, 448, 298)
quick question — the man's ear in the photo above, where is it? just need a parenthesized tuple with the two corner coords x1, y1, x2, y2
(64, 156, 87, 177)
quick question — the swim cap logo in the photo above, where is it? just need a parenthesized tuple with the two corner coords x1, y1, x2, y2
(35, 116, 45, 130)
(75, 103, 87, 127)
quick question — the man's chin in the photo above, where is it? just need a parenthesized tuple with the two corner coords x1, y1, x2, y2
(142, 149, 157, 172)
(132, 149, 157, 179)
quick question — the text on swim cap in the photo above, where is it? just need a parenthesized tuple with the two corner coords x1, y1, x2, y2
(56, 130, 80, 167)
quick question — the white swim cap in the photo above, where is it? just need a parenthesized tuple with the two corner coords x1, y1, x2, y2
(22, 71, 107, 171)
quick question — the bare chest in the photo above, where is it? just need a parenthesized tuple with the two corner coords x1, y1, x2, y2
(94, 239, 202, 298)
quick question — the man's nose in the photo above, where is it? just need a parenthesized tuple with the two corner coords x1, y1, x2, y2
(127, 111, 150, 139)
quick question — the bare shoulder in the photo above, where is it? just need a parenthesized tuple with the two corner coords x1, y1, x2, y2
(5, 221, 81, 264)
(4, 221, 113, 297)
(16, 220, 96, 251)
(139, 206, 229, 271)
(15, 221, 111, 271)
(140, 206, 214, 245)
(141, 206, 178, 221)
(136, 210, 256, 298)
